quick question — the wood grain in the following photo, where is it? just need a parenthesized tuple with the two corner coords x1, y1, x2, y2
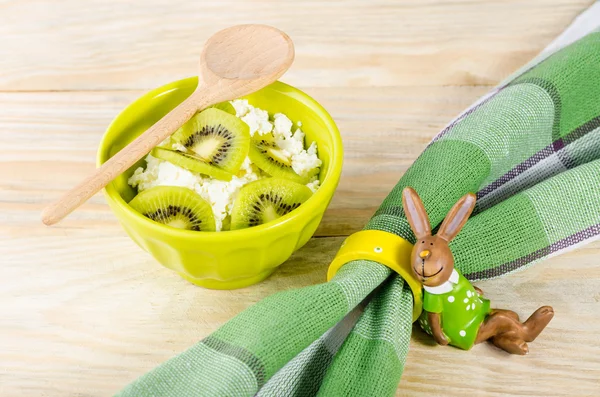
(1, 1, 599, 396)
(0, 0, 592, 91)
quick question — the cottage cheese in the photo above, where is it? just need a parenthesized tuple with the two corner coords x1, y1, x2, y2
(233, 100, 273, 137)
(128, 100, 322, 231)
(232, 100, 322, 179)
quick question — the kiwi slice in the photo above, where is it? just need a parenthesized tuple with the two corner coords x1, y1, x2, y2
(152, 147, 234, 181)
(230, 178, 313, 230)
(248, 135, 307, 183)
(170, 108, 250, 179)
(129, 186, 216, 231)
(210, 101, 236, 115)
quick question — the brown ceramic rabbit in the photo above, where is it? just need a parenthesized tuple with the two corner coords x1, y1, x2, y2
(401, 187, 554, 355)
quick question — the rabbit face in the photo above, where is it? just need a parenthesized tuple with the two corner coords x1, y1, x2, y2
(411, 235, 455, 287)
(402, 187, 476, 288)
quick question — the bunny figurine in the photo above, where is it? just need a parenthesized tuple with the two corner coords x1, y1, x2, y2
(401, 187, 554, 355)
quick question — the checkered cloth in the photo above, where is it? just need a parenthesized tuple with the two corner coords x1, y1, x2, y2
(116, 4, 600, 396)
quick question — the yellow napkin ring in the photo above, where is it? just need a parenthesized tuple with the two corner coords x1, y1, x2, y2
(327, 230, 423, 322)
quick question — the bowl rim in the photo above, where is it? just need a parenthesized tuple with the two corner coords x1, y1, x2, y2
(98, 78, 343, 241)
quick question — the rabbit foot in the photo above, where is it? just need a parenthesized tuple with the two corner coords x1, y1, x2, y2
(476, 309, 521, 343)
(491, 335, 529, 355)
(523, 306, 554, 342)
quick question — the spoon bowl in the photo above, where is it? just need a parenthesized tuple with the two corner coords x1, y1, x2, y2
(201, 24, 294, 81)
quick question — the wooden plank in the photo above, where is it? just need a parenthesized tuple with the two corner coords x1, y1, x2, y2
(0, 0, 592, 91)
(0, 85, 488, 236)
(1, 233, 598, 396)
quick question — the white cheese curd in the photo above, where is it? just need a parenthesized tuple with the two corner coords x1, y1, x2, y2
(275, 120, 303, 155)
(271, 113, 322, 178)
(241, 107, 272, 137)
(128, 154, 199, 192)
(273, 113, 294, 139)
(231, 99, 252, 118)
(292, 141, 322, 178)
(306, 177, 321, 193)
(194, 158, 261, 231)
(128, 100, 322, 231)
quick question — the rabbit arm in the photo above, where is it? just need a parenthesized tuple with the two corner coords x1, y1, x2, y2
(427, 312, 449, 345)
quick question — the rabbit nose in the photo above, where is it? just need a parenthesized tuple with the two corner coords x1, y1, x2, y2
(419, 250, 431, 259)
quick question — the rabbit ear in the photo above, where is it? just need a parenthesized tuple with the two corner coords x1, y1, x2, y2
(437, 193, 476, 242)
(402, 187, 432, 239)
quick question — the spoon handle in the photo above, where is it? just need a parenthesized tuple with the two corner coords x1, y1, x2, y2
(41, 92, 204, 226)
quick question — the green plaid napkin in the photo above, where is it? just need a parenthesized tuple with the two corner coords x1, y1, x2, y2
(116, 4, 600, 396)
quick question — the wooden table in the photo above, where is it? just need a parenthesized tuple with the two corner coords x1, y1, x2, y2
(2, 1, 599, 396)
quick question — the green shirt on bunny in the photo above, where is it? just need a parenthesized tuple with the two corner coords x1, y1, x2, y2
(418, 269, 491, 350)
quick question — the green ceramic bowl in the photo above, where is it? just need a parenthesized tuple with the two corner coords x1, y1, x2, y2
(98, 78, 343, 289)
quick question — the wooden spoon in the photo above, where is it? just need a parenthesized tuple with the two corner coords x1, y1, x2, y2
(41, 24, 294, 226)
